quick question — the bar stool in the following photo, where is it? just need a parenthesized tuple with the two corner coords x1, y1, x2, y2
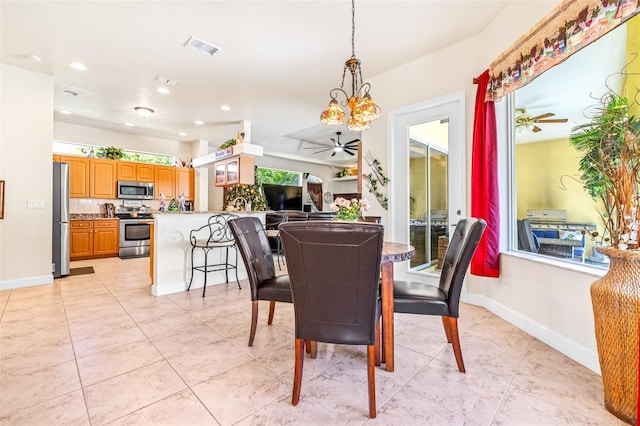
(188, 213, 240, 297)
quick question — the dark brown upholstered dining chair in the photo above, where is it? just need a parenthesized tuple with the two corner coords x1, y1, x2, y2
(393, 218, 486, 373)
(228, 217, 293, 346)
(279, 221, 384, 419)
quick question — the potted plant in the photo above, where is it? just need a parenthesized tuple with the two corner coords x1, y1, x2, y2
(570, 91, 640, 425)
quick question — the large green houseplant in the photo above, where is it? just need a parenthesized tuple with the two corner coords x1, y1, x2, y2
(569, 91, 640, 425)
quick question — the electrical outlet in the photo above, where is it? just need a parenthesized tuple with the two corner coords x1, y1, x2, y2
(27, 200, 45, 209)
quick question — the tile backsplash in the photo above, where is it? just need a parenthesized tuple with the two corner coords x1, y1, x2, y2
(70, 199, 161, 215)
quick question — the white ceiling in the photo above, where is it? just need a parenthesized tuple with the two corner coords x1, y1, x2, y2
(1, 0, 510, 164)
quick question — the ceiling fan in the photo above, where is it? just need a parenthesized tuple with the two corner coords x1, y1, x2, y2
(304, 132, 360, 157)
(515, 108, 568, 133)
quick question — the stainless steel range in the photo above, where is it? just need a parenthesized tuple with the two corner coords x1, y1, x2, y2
(116, 200, 154, 258)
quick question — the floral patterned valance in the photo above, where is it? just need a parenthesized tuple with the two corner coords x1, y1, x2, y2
(488, 0, 640, 102)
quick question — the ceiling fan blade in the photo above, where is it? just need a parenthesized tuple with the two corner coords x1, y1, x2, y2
(313, 148, 332, 154)
(344, 142, 360, 149)
(304, 144, 332, 149)
(331, 151, 337, 157)
(531, 112, 555, 121)
(345, 138, 360, 145)
(536, 118, 568, 123)
(532, 125, 542, 133)
(343, 148, 356, 156)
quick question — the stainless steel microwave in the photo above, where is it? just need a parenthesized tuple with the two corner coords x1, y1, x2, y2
(117, 181, 155, 200)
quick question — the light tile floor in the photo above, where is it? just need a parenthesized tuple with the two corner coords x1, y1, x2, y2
(0, 257, 621, 425)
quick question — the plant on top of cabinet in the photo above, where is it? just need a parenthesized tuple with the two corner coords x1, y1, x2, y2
(95, 146, 124, 160)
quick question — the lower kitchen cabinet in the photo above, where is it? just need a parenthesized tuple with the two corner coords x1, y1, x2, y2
(70, 219, 119, 260)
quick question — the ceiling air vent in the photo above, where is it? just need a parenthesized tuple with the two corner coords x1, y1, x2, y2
(184, 36, 220, 56)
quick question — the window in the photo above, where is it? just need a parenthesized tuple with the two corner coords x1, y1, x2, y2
(507, 19, 633, 271)
(255, 167, 300, 186)
(53, 141, 174, 165)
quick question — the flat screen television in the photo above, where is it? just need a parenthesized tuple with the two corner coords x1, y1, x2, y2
(262, 184, 303, 211)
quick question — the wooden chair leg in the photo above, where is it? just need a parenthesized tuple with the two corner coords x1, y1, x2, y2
(305, 340, 311, 354)
(374, 318, 381, 366)
(249, 301, 258, 346)
(292, 338, 305, 406)
(446, 316, 465, 373)
(309, 341, 317, 359)
(367, 345, 377, 418)
(268, 301, 276, 325)
(442, 316, 452, 343)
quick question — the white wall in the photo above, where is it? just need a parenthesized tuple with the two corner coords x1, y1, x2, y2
(54, 121, 192, 160)
(0, 65, 55, 288)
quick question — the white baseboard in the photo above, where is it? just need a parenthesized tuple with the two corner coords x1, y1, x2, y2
(0, 274, 53, 291)
(462, 293, 601, 375)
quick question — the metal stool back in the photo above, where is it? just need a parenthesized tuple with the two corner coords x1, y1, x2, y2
(187, 213, 240, 297)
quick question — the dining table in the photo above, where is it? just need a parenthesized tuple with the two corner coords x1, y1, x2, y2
(381, 241, 415, 372)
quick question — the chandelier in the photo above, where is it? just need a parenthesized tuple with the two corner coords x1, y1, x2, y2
(320, 0, 380, 131)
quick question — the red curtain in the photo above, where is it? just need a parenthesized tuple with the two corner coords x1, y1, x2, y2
(471, 70, 500, 278)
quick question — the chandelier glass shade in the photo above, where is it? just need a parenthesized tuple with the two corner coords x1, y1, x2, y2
(320, 0, 380, 131)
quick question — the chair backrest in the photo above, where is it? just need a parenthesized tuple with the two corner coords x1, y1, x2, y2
(307, 212, 336, 221)
(279, 221, 384, 346)
(266, 211, 288, 230)
(517, 219, 539, 253)
(229, 217, 276, 301)
(190, 213, 238, 246)
(439, 218, 487, 317)
(282, 211, 309, 221)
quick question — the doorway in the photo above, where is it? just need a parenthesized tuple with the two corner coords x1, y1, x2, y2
(389, 91, 466, 285)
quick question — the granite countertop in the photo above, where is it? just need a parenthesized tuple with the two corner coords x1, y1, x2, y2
(70, 214, 119, 220)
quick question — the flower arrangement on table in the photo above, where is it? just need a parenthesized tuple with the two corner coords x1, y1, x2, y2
(330, 197, 370, 221)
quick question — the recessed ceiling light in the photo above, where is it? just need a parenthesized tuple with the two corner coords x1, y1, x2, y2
(154, 75, 178, 86)
(64, 90, 78, 96)
(184, 36, 220, 56)
(178, 132, 187, 136)
(124, 122, 134, 127)
(134, 106, 154, 118)
(157, 87, 170, 94)
(69, 62, 87, 71)
(59, 110, 72, 115)
(194, 120, 204, 125)
(220, 105, 231, 111)
(27, 54, 41, 63)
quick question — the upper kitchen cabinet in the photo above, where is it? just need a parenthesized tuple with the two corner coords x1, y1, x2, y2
(175, 167, 195, 200)
(154, 165, 176, 199)
(90, 159, 117, 198)
(58, 155, 90, 198)
(214, 155, 254, 187)
(117, 162, 154, 182)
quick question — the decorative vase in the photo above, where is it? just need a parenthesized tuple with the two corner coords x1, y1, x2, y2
(591, 247, 640, 425)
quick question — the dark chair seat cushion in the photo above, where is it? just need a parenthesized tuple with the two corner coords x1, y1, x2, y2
(393, 280, 450, 317)
(257, 274, 293, 303)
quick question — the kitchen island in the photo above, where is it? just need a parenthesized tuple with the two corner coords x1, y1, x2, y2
(151, 211, 266, 296)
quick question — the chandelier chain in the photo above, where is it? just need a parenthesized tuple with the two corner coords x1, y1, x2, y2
(351, 0, 356, 59)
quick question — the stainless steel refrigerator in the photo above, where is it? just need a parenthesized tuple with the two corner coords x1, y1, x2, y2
(52, 162, 70, 278)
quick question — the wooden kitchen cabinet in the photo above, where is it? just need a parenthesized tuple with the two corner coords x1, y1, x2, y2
(117, 162, 154, 182)
(214, 155, 254, 187)
(175, 167, 194, 200)
(70, 220, 94, 259)
(90, 159, 117, 198)
(59, 155, 90, 198)
(93, 219, 119, 256)
(70, 219, 119, 260)
(154, 165, 176, 199)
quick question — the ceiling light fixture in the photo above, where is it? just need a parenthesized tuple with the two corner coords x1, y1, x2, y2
(69, 62, 87, 71)
(220, 105, 231, 111)
(134, 106, 154, 118)
(178, 132, 187, 136)
(59, 110, 72, 115)
(320, 0, 380, 131)
(195, 120, 204, 125)
(125, 122, 134, 127)
(157, 87, 170, 94)
(184, 36, 220, 56)
(27, 54, 41, 63)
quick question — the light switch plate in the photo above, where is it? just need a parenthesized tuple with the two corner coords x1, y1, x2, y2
(27, 200, 45, 209)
